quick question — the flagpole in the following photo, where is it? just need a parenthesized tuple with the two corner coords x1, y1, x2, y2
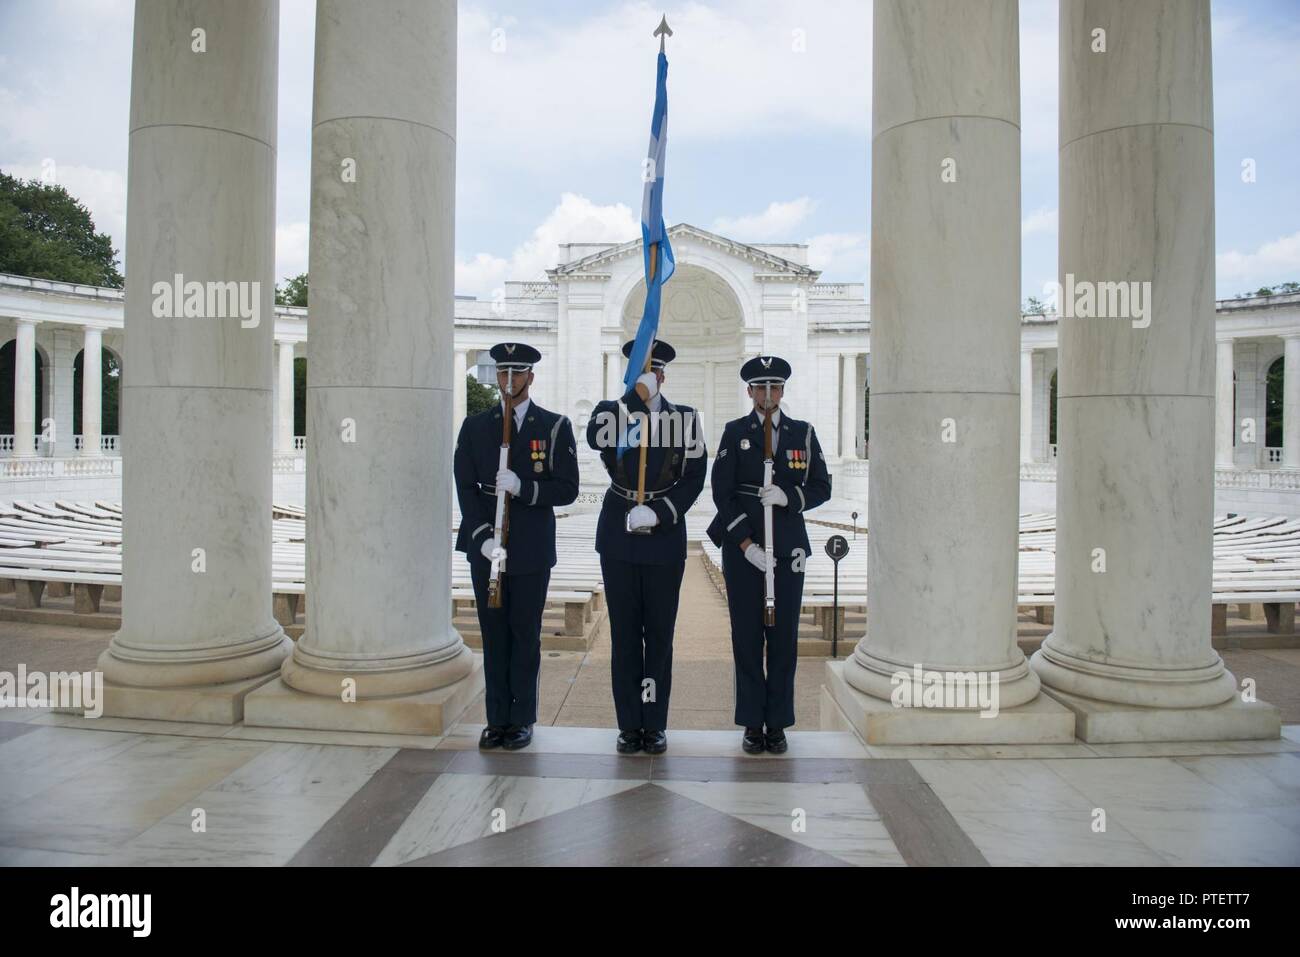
(636, 16, 672, 507)
(634, 246, 658, 506)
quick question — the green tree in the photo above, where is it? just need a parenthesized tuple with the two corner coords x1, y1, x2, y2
(276, 272, 308, 306)
(0, 171, 122, 286)
(466, 374, 498, 416)
(1022, 296, 1054, 316)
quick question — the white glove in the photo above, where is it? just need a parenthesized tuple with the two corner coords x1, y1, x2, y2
(480, 537, 505, 562)
(744, 542, 771, 573)
(496, 468, 521, 497)
(759, 484, 788, 508)
(636, 371, 659, 399)
(627, 504, 659, 530)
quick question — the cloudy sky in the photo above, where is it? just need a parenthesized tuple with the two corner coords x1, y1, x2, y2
(1, 0, 1298, 303)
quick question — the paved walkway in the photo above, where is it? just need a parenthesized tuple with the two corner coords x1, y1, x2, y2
(4, 556, 1300, 866)
(1, 714, 1298, 866)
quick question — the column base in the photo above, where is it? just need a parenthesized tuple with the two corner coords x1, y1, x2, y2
(842, 643, 1044, 709)
(243, 653, 483, 736)
(1040, 685, 1281, 743)
(1030, 640, 1239, 709)
(90, 671, 281, 724)
(824, 660, 1076, 745)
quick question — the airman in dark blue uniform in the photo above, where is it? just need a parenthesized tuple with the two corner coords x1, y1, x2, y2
(454, 343, 579, 751)
(587, 339, 707, 754)
(707, 356, 831, 754)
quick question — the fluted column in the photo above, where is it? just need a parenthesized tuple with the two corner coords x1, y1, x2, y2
(842, 0, 1042, 716)
(1020, 346, 1034, 462)
(247, 0, 477, 734)
(80, 326, 104, 456)
(276, 340, 295, 453)
(1214, 338, 1234, 468)
(12, 319, 37, 457)
(1284, 336, 1300, 469)
(1031, 0, 1255, 725)
(840, 352, 858, 459)
(97, 0, 290, 721)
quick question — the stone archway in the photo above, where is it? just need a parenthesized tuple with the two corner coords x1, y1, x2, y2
(620, 264, 745, 447)
(73, 344, 123, 439)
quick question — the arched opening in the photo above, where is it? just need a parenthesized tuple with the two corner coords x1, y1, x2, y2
(73, 346, 123, 441)
(1267, 356, 1283, 451)
(294, 356, 307, 438)
(1049, 369, 1058, 453)
(0, 339, 46, 447)
(863, 382, 870, 459)
(620, 264, 745, 446)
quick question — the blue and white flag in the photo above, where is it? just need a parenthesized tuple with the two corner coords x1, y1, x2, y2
(620, 49, 676, 457)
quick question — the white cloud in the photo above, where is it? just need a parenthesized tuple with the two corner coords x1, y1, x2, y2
(712, 198, 817, 241)
(807, 231, 869, 282)
(456, 192, 638, 298)
(1021, 207, 1057, 236)
(457, 0, 873, 169)
(1217, 231, 1300, 289)
(275, 221, 310, 283)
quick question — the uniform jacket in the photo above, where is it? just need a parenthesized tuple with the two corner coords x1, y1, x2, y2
(586, 384, 707, 565)
(454, 400, 579, 575)
(707, 408, 831, 558)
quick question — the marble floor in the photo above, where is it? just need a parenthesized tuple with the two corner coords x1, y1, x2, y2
(1, 707, 1298, 867)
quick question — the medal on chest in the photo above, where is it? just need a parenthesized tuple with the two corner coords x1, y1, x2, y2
(530, 439, 547, 473)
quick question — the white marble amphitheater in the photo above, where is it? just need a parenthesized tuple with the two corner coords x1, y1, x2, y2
(1, 0, 1298, 870)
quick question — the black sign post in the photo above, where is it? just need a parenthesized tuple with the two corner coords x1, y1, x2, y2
(824, 534, 850, 658)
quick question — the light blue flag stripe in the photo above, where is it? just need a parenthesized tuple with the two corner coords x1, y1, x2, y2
(620, 50, 674, 458)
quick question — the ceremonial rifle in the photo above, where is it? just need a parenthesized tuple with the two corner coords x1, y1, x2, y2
(487, 370, 514, 607)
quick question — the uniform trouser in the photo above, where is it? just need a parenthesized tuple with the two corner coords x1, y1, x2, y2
(721, 547, 804, 730)
(470, 560, 550, 728)
(600, 555, 685, 732)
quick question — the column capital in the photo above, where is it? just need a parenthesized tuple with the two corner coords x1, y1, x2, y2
(1280, 333, 1300, 343)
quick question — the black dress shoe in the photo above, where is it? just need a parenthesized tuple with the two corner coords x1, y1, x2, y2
(478, 725, 506, 750)
(742, 727, 766, 754)
(502, 724, 533, 750)
(616, 729, 643, 754)
(764, 728, 788, 754)
(642, 730, 667, 754)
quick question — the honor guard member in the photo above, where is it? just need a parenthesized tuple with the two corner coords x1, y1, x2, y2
(707, 356, 831, 754)
(454, 343, 579, 751)
(587, 339, 707, 754)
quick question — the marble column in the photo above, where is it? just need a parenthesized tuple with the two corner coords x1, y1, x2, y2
(833, 0, 1059, 744)
(12, 318, 37, 457)
(97, 0, 290, 722)
(702, 360, 716, 448)
(246, 0, 478, 735)
(277, 340, 295, 452)
(604, 346, 623, 397)
(1020, 346, 1034, 463)
(452, 348, 467, 428)
(80, 326, 103, 457)
(840, 352, 858, 459)
(1031, 0, 1276, 740)
(1284, 335, 1300, 469)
